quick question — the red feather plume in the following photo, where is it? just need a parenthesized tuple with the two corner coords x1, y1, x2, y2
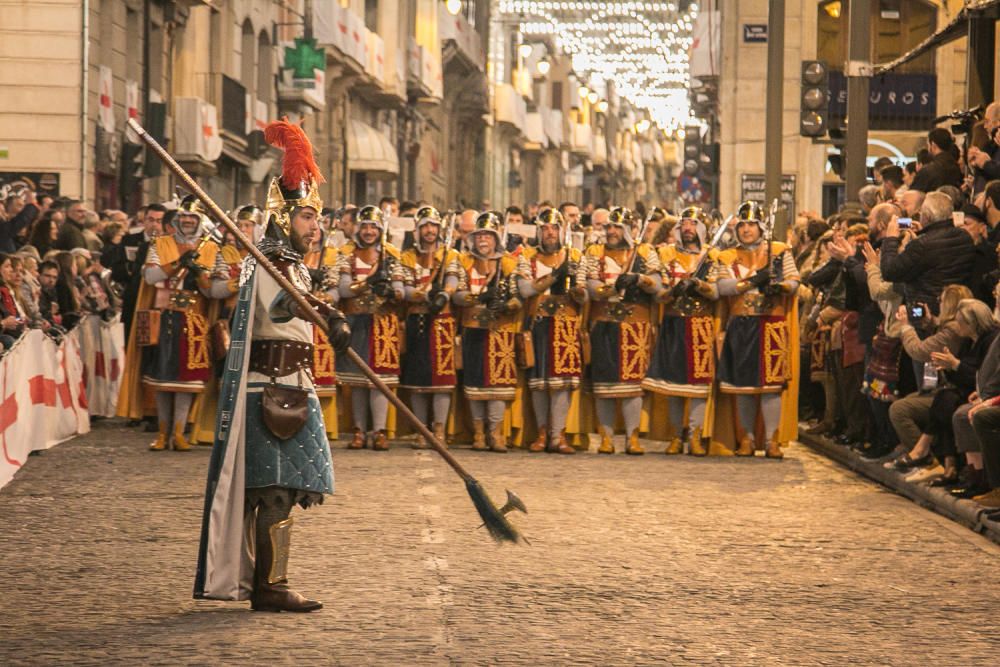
(264, 118, 326, 188)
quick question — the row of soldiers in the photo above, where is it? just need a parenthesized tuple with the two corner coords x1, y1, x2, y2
(117, 194, 800, 459)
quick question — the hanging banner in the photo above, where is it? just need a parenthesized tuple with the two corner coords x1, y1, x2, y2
(125, 79, 140, 142)
(0, 330, 91, 490)
(98, 65, 116, 132)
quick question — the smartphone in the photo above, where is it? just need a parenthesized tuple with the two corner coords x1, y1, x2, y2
(909, 304, 925, 320)
(897, 217, 912, 229)
(952, 211, 965, 226)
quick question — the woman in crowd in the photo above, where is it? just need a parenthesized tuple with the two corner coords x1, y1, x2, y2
(53, 251, 82, 330)
(0, 253, 27, 351)
(887, 284, 972, 473)
(25, 213, 59, 258)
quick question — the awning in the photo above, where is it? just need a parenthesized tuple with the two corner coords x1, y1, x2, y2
(874, 0, 1000, 74)
(347, 119, 399, 178)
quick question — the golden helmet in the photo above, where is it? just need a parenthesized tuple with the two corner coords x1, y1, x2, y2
(415, 205, 442, 228)
(608, 206, 634, 228)
(736, 201, 765, 224)
(263, 119, 325, 240)
(536, 208, 564, 227)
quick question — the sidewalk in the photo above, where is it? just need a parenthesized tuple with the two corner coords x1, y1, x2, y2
(799, 429, 1000, 545)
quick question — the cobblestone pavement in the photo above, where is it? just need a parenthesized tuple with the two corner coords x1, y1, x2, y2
(2, 422, 1000, 665)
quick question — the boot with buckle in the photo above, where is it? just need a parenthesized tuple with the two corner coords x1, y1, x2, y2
(171, 423, 192, 452)
(372, 429, 389, 451)
(251, 516, 322, 613)
(736, 434, 755, 457)
(547, 430, 575, 454)
(488, 423, 508, 453)
(149, 421, 169, 451)
(529, 426, 548, 453)
(597, 426, 615, 454)
(625, 428, 645, 455)
(689, 427, 707, 457)
(471, 419, 488, 451)
(348, 428, 366, 449)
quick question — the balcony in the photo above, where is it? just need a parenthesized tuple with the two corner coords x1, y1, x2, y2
(544, 109, 564, 146)
(173, 97, 223, 170)
(312, 1, 368, 71)
(408, 38, 442, 100)
(438, 3, 484, 71)
(570, 122, 592, 156)
(494, 83, 526, 130)
(523, 111, 548, 150)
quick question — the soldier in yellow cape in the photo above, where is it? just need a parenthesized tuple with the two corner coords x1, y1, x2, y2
(713, 201, 801, 459)
(399, 206, 461, 449)
(453, 211, 524, 452)
(580, 207, 662, 455)
(515, 208, 586, 454)
(329, 205, 406, 451)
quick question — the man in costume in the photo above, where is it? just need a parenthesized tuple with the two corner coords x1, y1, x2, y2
(715, 201, 800, 459)
(643, 206, 719, 456)
(142, 195, 220, 451)
(453, 211, 524, 452)
(195, 120, 351, 612)
(516, 208, 585, 454)
(103, 203, 165, 344)
(331, 205, 406, 450)
(581, 207, 662, 454)
(400, 206, 461, 448)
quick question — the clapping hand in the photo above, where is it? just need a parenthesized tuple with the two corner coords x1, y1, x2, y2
(930, 349, 959, 371)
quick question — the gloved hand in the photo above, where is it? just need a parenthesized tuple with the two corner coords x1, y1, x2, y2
(178, 250, 203, 274)
(477, 283, 498, 304)
(428, 288, 449, 314)
(672, 279, 695, 297)
(487, 295, 507, 314)
(550, 261, 570, 285)
(326, 310, 352, 353)
(614, 273, 640, 291)
(764, 282, 785, 297)
(748, 269, 771, 289)
(308, 267, 326, 287)
(369, 276, 394, 298)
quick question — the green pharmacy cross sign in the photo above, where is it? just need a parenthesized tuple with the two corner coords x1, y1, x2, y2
(283, 37, 325, 87)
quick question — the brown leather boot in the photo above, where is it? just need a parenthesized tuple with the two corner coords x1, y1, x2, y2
(664, 427, 686, 455)
(172, 422, 192, 451)
(432, 422, 447, 449)
(348, 428, 366, 449)
(471, 419, 488, 450)
(625, 428, 644, 455)
(547, 430, 575, 454)
(411, 433, 428, 450)
(735, 434, 755, 457)
(689, 427, 707, 457)
(597, 427, 615, 454)
(489, 424, 508, 453)
(529, 427, 548, 453)
(765, 433, 784, 459)
(149, 421, 169, 451)
(251, 517, 322, 613)
(372, 430, 389, 451)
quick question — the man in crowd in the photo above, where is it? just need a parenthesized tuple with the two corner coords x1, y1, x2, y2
(910, 128, 963, 192)
(103, 203, 165, 343)
(0, 190, 39, 253)
(558, 201, 581, 231)
(37, 260, 61, 327)
(880, 165, 904, 203)
(967, 102, 1000, 192)
(53, 200, 90, 251)
(516, 208, 585, 454)
(455, 209, 478, 250)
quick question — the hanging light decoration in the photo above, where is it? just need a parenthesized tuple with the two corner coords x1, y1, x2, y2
(446, 0, 462, 16)
(587, 91, 599, 104)
(536, 58, 551, 75)
(518, 43, 534, 59)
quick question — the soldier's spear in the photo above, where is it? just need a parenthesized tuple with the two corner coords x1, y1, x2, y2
(127, 117, 524, 544)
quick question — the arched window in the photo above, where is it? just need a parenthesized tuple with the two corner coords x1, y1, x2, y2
(241, 19, 255, 96)
(257, 30, 273, 106)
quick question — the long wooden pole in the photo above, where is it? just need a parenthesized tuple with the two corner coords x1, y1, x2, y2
(128, 118, 474, 481)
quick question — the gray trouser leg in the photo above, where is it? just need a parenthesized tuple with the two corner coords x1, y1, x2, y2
(595, 398, 617, 432)
(667, 396, 686, 431)
(410, 393, 430, 426)
(621, 396, 642, 434)
(173, 392, 194, 431)
(550, 390, 570, 436)
(888, 392, 934, 449)
(760, 394, 782, 437)
(689, 398, 707, 431)
(351, 388, 369, 431)
(370, 391, 389, 431)
(486, 400, 506, 428)
(736, 395, 758, 438)
(468, 399, 486, 422)
(531, 390, 549, 429)
(155, 392, 173, 432)
(431, 393, 451, 425)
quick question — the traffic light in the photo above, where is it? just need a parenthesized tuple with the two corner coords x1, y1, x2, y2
(683, 125, 702, 177)
(800, 60, 829, 137)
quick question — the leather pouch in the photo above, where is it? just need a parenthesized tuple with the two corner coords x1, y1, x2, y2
(262, 384, 309, 440)
(135, 310, 160, 346)
(516, 331, 535, 369)
(454, 335, 463, 370)
(211, 320, 231, 362)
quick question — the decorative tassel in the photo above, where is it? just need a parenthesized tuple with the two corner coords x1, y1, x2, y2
(264, 118, 325, 188)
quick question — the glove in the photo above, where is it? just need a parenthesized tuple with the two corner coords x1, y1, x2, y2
(672, 279, 695, 297)
(764, 282, 785, 297)
(487, 296, 507, 314)
(614, 273, 640, 291)
(477, 283, 498, 304)
(308, 267, 326, 287)
(369, 276, 393, 298)
(428, 289, 449, 314)
(748, 269, 771, 289)
(550, 261, 570, 285)
(178, 250, 203, 274)
(326, 310, 352, 354)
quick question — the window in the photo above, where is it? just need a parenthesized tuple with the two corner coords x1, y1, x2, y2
(365, 0, 378, 32)
(257, 31, 273, 106)
(241, 19, 255, 97)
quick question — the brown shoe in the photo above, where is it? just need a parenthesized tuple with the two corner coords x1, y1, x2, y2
(472, 419, 488, 450)
(973, 488, 1000, 508)
(489, 424, 508, 453)
(765, 439, 784, 459)
(348, 428, 366, 449)
(625, 428, 644, 455)
(547, 430, 575, 454)
(149, 421, 169, 451)
(529, 427, 548, 453)
(597, 427, 615, 454)
(689, 427, 707, 457)
(432, 422, 448, 449)
(664, 436, 683, 455)
(251, 581, 323, 613)
(735, 434, 755, 457)
(372, 430, 389, 451)
(411, 433, 428, 449)
(172, 426, 192, 452)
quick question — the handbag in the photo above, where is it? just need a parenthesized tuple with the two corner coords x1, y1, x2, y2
(135, 310, 161, 346)
(261, 383, 310, 440)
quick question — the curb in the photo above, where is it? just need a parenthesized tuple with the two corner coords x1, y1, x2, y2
(798, 430, 1000, 546)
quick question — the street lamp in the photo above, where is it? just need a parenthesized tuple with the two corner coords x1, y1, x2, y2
(587, 91, 599, 105)
(446, 0, 462, 16)
(596, 100, 608, 114)
(518, 43, 533, 59)
(536, 58, 551, 75)
(578, 85, 590, 99)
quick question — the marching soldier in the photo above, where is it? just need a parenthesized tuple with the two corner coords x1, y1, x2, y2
(453, 211, 523, 452)
(400, 206, 461, 448)
(714, 201, 800, 459)
(142, 195, 220, 451)
(196, 119, 352, 612)
(643, 206, 719, 456)
(331, 205, 406, 450)
(581, 207, 662, 454)
(516, 208, 585, 454)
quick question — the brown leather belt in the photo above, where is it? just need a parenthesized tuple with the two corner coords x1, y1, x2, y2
(250, 339, 314, 377)
(590, 300, 652, 323)
(729, 294, 788, 318)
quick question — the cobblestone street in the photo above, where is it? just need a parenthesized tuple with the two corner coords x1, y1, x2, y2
(2, 421, 999, 665)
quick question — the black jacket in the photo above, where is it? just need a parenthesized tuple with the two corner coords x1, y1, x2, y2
(53, 219, 88, 251)
(0, 203, 38, 253)
(879, 218, 975, 314)
(977, 331, 1000, 400)
(910, 152, 964, 192)
(947, 327, 1000, 397)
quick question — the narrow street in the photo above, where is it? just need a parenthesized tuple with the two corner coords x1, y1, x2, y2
(2, 422, 998, 665)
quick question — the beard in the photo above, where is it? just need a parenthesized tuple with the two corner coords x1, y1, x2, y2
(289, 228, 311, 254)
(541, 239, 561, 253)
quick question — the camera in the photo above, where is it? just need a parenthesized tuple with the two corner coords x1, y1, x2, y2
(909, 305, 925, 320)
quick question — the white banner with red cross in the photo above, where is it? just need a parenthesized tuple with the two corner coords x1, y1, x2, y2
(0, 329, 91, 489)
